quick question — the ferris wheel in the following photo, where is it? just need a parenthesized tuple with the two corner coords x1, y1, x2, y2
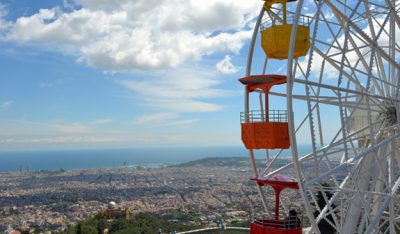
(240, 0, 400, 233)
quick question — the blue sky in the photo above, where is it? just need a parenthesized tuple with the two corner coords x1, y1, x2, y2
(0, 0, 267, 150)
(0, 0, 354, 151)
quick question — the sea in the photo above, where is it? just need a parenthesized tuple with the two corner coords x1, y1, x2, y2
(0, 145, 311, 173)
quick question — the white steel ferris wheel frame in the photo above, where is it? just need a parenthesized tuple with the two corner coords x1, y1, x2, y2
(245, 0, 400, 233)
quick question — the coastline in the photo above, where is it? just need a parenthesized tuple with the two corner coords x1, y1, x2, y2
(0, 145, 310, 173)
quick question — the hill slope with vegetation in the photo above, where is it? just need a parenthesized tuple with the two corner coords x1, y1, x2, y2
(61, 212, 197, 234)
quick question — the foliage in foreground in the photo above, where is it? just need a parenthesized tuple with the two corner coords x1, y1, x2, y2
(60, 212, 197, 234)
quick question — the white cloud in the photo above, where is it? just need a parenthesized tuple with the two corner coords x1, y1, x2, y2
(0, 4, 6, 17)
(118, 67, 233, 112)
(0, 100, 13, 111)
(135, 113, 179, 125)
(161, 118, 199, 127)
(3, 0, 260, 71)
(0, 135, 121, 144)
(2, 1, 249, 119)
(149, 99, 223, 112)
(216, 55, 239, 74)
(135, 113, 199, 127)
(63, 0, 75, 10)
(0, 4, 11, 31)
(51, 122, 90, 133)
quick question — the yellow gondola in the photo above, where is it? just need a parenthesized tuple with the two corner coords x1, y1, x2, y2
(261, 0, 310, 59)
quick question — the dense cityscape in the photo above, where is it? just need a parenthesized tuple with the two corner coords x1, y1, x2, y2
(0, 157, 301, 233)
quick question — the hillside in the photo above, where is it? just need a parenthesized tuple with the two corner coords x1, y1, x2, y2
(60, 212, 199, 234)
(60, 211, 249, 234)
(173, 157, 292, 169)
(173, 157, 250, 168)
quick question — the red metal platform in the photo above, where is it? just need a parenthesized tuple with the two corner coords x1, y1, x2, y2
(239, 74, 286, 93)
(251, 175, 299, 221)
(251, 175, 299, 189)
(250, 219, 302, 234)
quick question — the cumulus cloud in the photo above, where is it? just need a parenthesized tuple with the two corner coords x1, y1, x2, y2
(0, 0, 255, 116)
(119, 67, 233, 112)
(0, 1, 255, 116)
(216, 55, 239, 74)
(3, 0, 260, 71)
(0, 100, 13, 111)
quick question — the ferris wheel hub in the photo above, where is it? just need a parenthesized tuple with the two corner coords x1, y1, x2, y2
(383, 106, 397, 125)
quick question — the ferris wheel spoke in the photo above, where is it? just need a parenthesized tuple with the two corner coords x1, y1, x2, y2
(368, 10, 392, 43)
(385, 0, 400, 29)
(341, 136, 395, 226)
(315, 53, 374, 100)
(283, 95, 383, 112)
(246, 7, 264, 76)
(269, 121, 377, 180)
(319, 1, 363, 54)
(324, 186, 392, 197)
(305, 127, 398, 187)
(314, 38, 348, 51)
(393, 139, 400, 172)
(297, 51, 384, 99)
(332, 46, 396, 96)
(269, 143, 348, 180)
(341, 29, 379, 77)
(304, 84, 320, 177)
(313, 184, 342, 225)
(273, 85, 385, 111)
(388, 139, 397, 234)
(363, 7, 394, 97)
(262, 103, 320, 176)
(317, 2, 393, 99)
(313, 196, 341, 231)
(336, 151, 382, 232)
(317, 46, 391, 100)
(294, 78, 398, 103)
(296, 50, 372, 95)
(318, 11, 349, 49)
(315, 85, 325, 146)
(365, 0, 391, 9)
(324, 0, 400, 70)
(313, 175, 352, 232)
(323, 42, 370, 59)
(248, 149, 272, 216)
(362, 144, 391, 229)
(364, 175, 400, 233)
(332, 0, 365, 21)
(313, 48, 369, 93)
